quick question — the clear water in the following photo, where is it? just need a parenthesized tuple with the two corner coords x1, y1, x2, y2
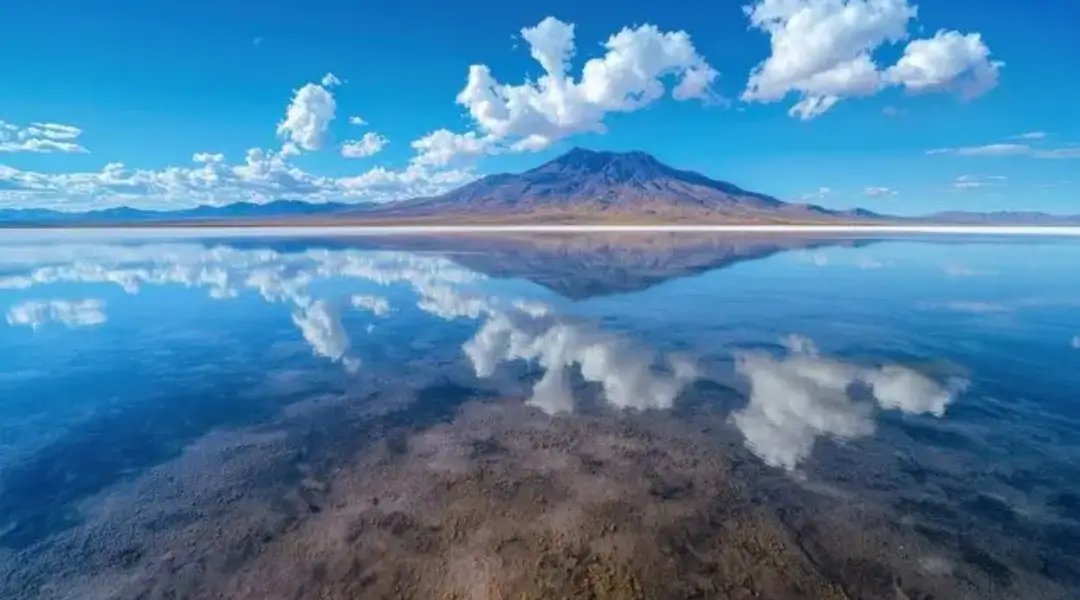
(1, 232, 1078, 599)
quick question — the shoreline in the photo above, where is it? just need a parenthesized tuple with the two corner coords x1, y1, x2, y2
(1, 224, 1080, 238)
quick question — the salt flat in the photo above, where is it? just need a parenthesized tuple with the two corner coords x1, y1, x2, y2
(3, 224, 1080, 239)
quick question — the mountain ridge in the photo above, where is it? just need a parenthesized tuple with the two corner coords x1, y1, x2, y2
(1, 148, 1075, 225)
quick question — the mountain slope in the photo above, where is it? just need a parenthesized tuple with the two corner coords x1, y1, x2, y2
(0, 200, 352, 225)
(2, 148, 1077, 226)
(364, 148, 875, 222)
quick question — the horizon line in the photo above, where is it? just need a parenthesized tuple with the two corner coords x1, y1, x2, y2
(3, 225, 1080, 239)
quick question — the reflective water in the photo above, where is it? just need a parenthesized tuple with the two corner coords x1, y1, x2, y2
(1, 232, 1078, 599)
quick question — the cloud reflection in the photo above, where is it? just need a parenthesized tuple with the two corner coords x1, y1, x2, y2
(0, 243, 476, 370)
(410, 282, 698, 415)
(6, 299, 107, 330)
(732, 336, 965, 471)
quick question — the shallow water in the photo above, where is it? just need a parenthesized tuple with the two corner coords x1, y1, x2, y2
(1, 232, 1078, 599)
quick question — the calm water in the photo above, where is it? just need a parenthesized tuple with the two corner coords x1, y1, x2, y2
(1, 231, 1078, 599)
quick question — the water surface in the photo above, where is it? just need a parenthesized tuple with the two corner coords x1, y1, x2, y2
(1, 232, 1078, 599)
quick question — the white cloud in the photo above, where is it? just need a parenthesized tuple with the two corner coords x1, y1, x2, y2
(192, 152, 224, 163)
(929, 301, 1010, 313)
(341, 132, 388, 158)
(412, 16, 718, 165)
(952, 174, 1005, 189)
(0, 148, 473, 210)
(929, 141, 1080, 159)
(731, 335, 963, 470)
(742, 0, 1000, 119)
(928, 143, 1030, 157)
(410, 130, 491, 168)
(0, 120, 88, 154)
(864, 186, 897, 197)
(348, 116, 367, 126)
(320, 73, 342, 87)
(885, 30, 1002, 98)
(1034, 146, 1080, 159)
(276, 79, 337, 152)
(6, 299, 106, 330)
(941, 263, 994, 277)
(1013, 131, 1047, 140)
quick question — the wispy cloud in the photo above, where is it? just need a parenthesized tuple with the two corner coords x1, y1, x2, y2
(928, 143, 1029, 157)
(864, 186, 898, 198)
(952, 174, 1006, 189)
(0, 121, 88, 154)
(799, 186, 831, 202)
(930, 301, 1011, 314)
(929, 135, 1080, 160)
(941, 262, 996, 277)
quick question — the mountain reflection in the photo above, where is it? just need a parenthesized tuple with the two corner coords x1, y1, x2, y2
(331, 232, 874, 299)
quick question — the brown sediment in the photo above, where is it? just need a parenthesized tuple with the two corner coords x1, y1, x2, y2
(1, 392, 1074, 600)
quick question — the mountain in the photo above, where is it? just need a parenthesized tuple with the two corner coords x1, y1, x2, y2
(924, 211, 1080, 225)
(364, 147, 877, 223)
(0, 200, 352, 225)
(1, 148, 1076, 226)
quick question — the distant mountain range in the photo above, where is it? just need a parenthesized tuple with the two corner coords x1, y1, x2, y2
(1, 148, 1075, 226)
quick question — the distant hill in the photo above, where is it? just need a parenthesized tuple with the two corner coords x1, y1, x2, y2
(1, 148, 1076, 226)
(0, 200, 353, 225)
(363, 147, 879, 223)
(924, 211, 1080, 225)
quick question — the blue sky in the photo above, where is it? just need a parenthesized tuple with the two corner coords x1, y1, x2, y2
(1, 0, 1078, 215)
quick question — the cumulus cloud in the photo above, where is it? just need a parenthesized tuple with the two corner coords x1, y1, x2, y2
(0, 121, 88, 154)
(411, 16, 718, 165)
(348, 116, 367, 126)
(731, 335, 963, 470)
(864, 186, 897, 197)
(410, 130, 491, 168)
(885, 30, 1002, 98)
(341, 132, 388, 158)
(6, 299, 106, 329)
(276, 78, 338, 152)
(742, 0, 1001, 119)
(0, 147, 474, 210)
